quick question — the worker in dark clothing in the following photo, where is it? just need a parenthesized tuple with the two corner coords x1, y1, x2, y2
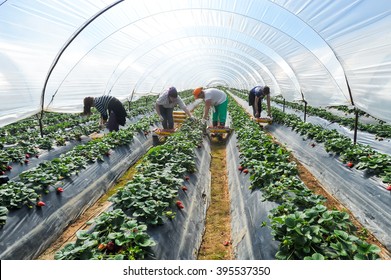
(83, 95, 127, 132)
(248, 85, 271, 118)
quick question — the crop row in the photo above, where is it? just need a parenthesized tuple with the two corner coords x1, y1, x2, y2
(54, 107, 204, 259)
(232, 90, 391, 186)
(0, 113, 158, 227)
(227, 95, 381, 260)
(234, 90, 391, 139)
(0, 96, 157, 170)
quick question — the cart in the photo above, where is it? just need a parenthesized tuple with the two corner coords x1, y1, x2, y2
(206, 126, 233, 142)
(253, 117, 273, 125)
(152, 128, 177, 146)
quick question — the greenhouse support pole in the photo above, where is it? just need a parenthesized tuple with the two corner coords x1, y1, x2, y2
(303, 100, 308, 122)
(354, 109, 359, 144)
(344, 74, 358, 144)
(283, 98, 286, 113)
(38, 113, 44, 138)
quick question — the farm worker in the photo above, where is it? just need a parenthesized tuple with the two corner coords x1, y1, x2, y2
(193, 87, 228, 127)
(155, 86, 193, 130)
(248, 85, 271, 118)
(83, 95, 127, 132)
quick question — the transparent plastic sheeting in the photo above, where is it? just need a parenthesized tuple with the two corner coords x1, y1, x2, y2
(232, 94, 391, 251)
(1, 0, 391, 127)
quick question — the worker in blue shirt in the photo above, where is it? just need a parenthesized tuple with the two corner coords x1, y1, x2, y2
(248, 85, 271, 118)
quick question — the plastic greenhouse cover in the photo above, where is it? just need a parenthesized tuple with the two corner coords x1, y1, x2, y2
(1, 0, 391, 127)
(0, 132, 151, 260)
(230, 95, 391, 251)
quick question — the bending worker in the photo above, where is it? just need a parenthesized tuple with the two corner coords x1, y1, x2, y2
(193, 87, 228, 127)
(83, 95, 127, 132)
(155, 86, 193, 130)
(248, 85, 271, 118)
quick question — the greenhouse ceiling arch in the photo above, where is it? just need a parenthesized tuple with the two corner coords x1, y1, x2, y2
(0, 0, 390, 126)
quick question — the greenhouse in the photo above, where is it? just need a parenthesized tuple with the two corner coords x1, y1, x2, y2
(1, 0, 390, 264)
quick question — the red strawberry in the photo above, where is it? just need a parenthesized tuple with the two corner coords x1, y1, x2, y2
(106, 241, 115, 251)
(238, 165, 244, 171)
(223, 240, 230, 246)
(6, 165, 12, 171)
(346, 162, 354, 168)
(176, 201, 184, 209)
(56, 187, 64, 193)
(243, 169, 249, 174)
(1, 171, 5, 175)
(181, 186, 188, 191)
(36, 201, 46, 207)
(24, 159, 29, 164)
(25, 154, 30, 159)
(386, 185, 391, 191)
(184, 175, 190, 181)
(98, 243, 106, 251)
(105, 151, 111, 156)
(35, 154, 39, 158)
(311, 143, 316, 148)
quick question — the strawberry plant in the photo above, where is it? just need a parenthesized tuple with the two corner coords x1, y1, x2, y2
(54, 209, 155, 260)
(0, 181, 40, 209)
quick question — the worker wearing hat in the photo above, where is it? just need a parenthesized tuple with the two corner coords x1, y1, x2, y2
(155, 86, 193, 130)
(193, 87, 228, 127)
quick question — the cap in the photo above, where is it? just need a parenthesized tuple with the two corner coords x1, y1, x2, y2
(168, 86, 178, 98)
(193, 87, 203, 99)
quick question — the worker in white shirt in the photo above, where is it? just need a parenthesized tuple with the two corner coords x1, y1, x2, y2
(155, 87, 193, 129)
(193, 87, 228, 127)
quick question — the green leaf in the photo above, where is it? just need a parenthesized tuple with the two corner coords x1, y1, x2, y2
(75, 230, 90, 240)
(285, 217, 296, 228)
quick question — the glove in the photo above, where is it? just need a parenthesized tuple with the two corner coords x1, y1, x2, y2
(159, 115, 164, 121)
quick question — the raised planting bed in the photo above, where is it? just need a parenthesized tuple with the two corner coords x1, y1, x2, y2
(226, 94, 382, 259)
(0, 116, 157, 259)
(53, 118, 212, 260)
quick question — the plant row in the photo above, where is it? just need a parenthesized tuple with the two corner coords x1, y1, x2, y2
(231, 90, 391, 186)
(227, 95, 381, 260)
(271, 97, 391, 139)
(233, 89, 391, 139)
(0, 114, 158, 226)
(0, 96, 158, 171)
(270, 108, 391, 186)
(54, 107, 205, 259)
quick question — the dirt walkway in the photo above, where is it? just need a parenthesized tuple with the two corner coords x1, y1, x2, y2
(198, 137, 233, 260)
(36, 162, 139, 260)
